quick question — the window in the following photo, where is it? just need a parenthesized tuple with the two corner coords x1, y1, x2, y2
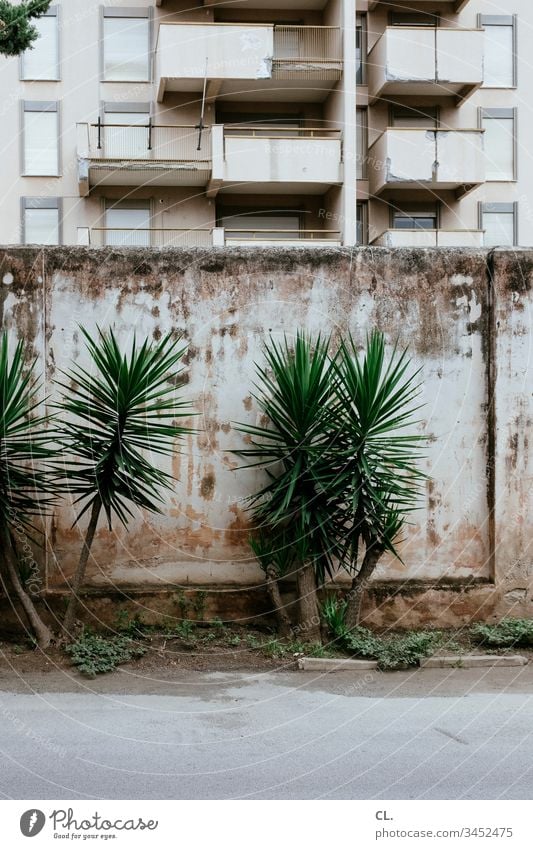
(480, 202, 517, 247)
(21, 6, 59, 80)
(480, 15, 516, 88)
(22, 198, 61, 245)
(390, 104, 438, 128)
(481, 109, 516, 181)
(356, 108, 367, 179)
(22, 102, 59, 176)
(356, 14, 367, 85)
(393, 204, 438, 230)
(102, 103, 150, 157)
(102, 8, 150, 82)
(220, 212, 301, 240)
(105, 201, 151, 246)
(356, 202, 368, 245)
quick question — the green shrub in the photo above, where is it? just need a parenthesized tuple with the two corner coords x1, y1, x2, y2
(66, 631, 146, 677)
(470, 619, 533, 648)
(321, 594, 349, 639)
(343, 627, 440, 670)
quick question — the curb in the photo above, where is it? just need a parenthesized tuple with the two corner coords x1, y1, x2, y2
(297, 657, 378, 672)
(421, 654, 528, 669)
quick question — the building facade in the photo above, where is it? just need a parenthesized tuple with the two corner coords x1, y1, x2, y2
(0, 1, 530, 248)
(359, 1, 531, 248)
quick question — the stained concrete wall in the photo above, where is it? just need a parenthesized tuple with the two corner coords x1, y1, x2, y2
(0, 246, 531, 627)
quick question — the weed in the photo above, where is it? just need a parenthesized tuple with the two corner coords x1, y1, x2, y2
(192, 591, 207, 620)
(321, 594, 349, 639)
(66, 630, 146, 677)
(343, 627, 440, 670)
(166, 620, 196, 641)
(173, 590, 190, 620)
(470, 619, 533, 648)
(115, 610, 146, 638)
(226, 634, 241, 647)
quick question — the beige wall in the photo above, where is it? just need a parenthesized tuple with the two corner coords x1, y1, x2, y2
(1, 245, 532, 627)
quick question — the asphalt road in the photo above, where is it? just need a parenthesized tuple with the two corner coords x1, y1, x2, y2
(1, 666, 533, 799)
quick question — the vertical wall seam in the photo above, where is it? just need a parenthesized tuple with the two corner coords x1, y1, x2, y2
(486, 248, 497, 583)
(42, 247, 49, 593)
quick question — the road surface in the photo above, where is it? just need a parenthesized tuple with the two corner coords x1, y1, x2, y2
(1, 665, 533, 799)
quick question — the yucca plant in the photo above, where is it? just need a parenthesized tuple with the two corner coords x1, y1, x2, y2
(0, 333, 57, 649)
(331, 331, 425, 627)
(249, 528, 294, 637)
(235, 333, 339, 641)
(57, 327, 192, 636)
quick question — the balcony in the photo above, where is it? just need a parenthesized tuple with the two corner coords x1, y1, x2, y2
(79, 228, 215, 248)
(208, 125, 342, 195)
(371, 230, 484, 248)
(368, 1, 470, 9)
(157, 0, 329, 6)
(369, 128, 485, 198)
(77, 227, 340, 248)
(155, 23, 342, 102)
(223, 228, 341, 247)
(368, 27, 483, 104)
(76, 123, 211, 195)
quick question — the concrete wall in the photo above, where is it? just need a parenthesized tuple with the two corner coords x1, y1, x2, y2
(0, 246, 531, 628)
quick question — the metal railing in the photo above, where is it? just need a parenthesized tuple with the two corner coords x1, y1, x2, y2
(223, 125, 342, 139)
(87, 228, 213, 247)
(224, 229, 341, 243)
(86, 123, 211, 163)
(272, 26, 342, 79)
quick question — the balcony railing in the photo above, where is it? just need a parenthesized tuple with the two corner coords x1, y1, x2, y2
(369, 128, 485, 197)
(368, 27, 484, 104)
(155, 22, 341, 99)
(369, 1, 470, 9)
(209, 125, 343, 193)
(371, 229, 484, 248)
(77, 227, 341, 248)
(82, 228, 214, 248)
(85, 122, 211, 163)
(224, 229, 341, 246)
(272, 26, 342, 80)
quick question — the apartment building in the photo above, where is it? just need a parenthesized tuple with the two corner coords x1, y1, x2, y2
(358, 1, 531, 247)
(0, 0, 356, 248)
(0, 1, 530, 248)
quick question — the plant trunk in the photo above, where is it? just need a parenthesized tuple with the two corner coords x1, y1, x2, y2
(0, 526, 52, 650)
(295, 562, 321, 643)
(265, 565, 292, 638)
(345, 543, 384, 631)
(63, 497, 101, 637)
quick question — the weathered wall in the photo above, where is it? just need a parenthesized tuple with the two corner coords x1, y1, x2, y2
(0, 246, 531, 628)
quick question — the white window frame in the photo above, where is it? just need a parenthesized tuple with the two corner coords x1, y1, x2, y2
(479, 107, 517, 182)
(479, 15, 517, 89)
(103, 199, 152, 246)
(20, 5, 60, 81)
(479, 202, 518, 247)
(21, 101, 61, 177)
(21, 197, 62, 245)
(101, 7, 152, 83)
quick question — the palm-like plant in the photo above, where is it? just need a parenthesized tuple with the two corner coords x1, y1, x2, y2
(235, 333, 339, 641)
(0, 333, 56, 649)
(331, 331, 425, 627)
(58, 327, 192, 636)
